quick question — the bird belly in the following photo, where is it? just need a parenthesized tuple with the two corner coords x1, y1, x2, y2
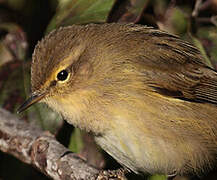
(95, 108, 217, 175)
(95, 116, 180, 175)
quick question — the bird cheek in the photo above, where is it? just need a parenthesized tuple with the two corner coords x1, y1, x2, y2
(77, 62, 93, 78)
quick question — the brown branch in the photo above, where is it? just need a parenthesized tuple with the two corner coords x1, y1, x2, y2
(0, 108, 127, 180)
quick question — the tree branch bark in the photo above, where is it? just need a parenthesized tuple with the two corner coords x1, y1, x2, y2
(0, 108, 126, 180)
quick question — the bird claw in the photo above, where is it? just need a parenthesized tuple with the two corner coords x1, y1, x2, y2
(97, 168, 128, 180)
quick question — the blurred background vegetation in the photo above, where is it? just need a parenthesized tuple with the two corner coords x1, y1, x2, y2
(0, 0, 217, 180)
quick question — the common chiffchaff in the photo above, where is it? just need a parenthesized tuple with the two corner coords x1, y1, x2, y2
(18, 23, 217, 176)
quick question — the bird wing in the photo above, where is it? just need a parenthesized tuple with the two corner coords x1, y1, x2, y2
(136, 30, 217, 105)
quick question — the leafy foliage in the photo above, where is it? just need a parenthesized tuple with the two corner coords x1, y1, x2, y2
(0, 0, 217, 180)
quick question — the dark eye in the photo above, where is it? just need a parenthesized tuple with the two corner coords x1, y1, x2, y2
(57, 70, 69, 81)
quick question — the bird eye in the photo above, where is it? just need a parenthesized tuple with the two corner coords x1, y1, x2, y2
(57, 70, 69, 81)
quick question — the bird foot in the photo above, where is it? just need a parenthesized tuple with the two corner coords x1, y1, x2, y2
(96, 168, 128, 180)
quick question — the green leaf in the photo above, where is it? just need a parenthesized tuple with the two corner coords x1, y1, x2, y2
(107, 0, 149, 23)
(169, 7, 188, 35)
(191, 35, 212, 68)
(46, 0, 115, 33)
(68, 128, 83, 153)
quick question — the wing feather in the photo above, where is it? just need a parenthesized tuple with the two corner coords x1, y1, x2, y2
(134, 29, 217, 105)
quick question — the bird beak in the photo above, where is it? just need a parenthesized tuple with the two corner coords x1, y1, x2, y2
(17, 91, 47, 113)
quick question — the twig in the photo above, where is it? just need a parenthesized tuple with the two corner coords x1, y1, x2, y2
(0, 108, 127, 180)
(192, 0, 202, 18)
(195, 16, 217, 26)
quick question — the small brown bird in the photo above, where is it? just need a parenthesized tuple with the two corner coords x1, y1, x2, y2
(18, 23, 217, 176)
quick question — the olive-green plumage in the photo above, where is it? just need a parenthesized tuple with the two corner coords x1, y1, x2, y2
(20, 23, 217, 176)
